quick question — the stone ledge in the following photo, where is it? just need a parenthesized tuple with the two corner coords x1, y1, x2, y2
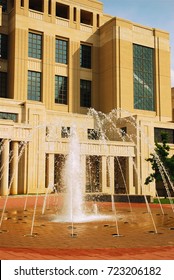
(85, 194, 151, 203)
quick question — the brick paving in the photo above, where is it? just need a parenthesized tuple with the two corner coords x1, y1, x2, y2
(0, 195, 174, 260)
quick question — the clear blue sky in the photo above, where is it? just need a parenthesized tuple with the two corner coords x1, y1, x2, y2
(101, 0, 174, 87)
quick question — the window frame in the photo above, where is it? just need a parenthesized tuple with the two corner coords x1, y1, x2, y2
(80, 44, 92, 69)
(154, 128, 174, 144)
(0, 72, 8, 98)
(28, 32, 42, 60)
(0, 112, 18, 122)
(80, 79, 91, 108)
(55, 38, 68, 64)
(133, 44, 155, 111)
(0, 33, 8, 59)
(55, 75, 68, 105)
(0, 0, 7, 12)
(27, 70, 41, 101)
(61, 126, 70, 138)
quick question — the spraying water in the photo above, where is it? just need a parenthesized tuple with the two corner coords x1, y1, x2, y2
(53, 126, 112, 223)
(62, 126, 84, 222)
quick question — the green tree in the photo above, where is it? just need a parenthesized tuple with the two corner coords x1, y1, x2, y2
(145, 132, 174, 185)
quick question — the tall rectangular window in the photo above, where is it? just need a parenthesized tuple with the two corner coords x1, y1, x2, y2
(0, 0, 7, 12)
(0, 72, 7, 98)
(28, 71, 41, 101)
(133, 44, 154, 111)
(97, 14, 100, 27)
(80, 79, 91, 107)
(48, 0, 51, 14)
(55, 38, 68, 64)
(73, 7, 77, 21)
(80, 44, 91, 69)
(55, 75, 67, 104)
(0, 34, 8, 59)
(28, 32, 42, 59)
(21, 0, 24, 7)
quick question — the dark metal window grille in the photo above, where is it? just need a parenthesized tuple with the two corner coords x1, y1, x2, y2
(0, 34, 8, 59)
(80, 44, 91, 69)
(55, 75, 67, 104)
(80, 79, 91, 107)
(133, 44, 154, 111)
(0, 72, 7, 98)
(0, 112, 17, 122)
(27, 71, 41, 101)
(28, 32, 42, 59)
(55, 39, 68, 64)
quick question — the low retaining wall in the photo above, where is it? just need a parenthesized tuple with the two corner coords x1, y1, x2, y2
(85, 194, 151, 203)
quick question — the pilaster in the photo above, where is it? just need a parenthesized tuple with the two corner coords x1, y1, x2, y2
(101, 156, 107, 193)
(126, 156, 135, 194)
(1, 140, 10, 195)
(10, 141, 19, 195)
(81, 155, 86, 193)
(108, 156, 115, 194)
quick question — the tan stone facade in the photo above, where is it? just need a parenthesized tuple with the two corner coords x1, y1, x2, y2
(172, 87, 174, 121)
(0, 0, 173, 197)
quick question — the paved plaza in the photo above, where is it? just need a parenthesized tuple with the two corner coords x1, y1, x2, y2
(0, 195, 174, 260)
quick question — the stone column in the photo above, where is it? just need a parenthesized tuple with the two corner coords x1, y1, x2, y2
(101, 156, 107, 193)
(126, 156, 135, 194)
(44, 0, 48, 14)
(0, 6, 2, 26)
(81, 155, 86, 193)
(10, 142, 19, 195)
(1, 139, 10, 195)
(46, 154, 54, 189)
(108, 156, 115, 194)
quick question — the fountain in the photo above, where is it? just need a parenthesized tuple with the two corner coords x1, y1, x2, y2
(53, 126, 113, 223)
(0, 109, 174, 259)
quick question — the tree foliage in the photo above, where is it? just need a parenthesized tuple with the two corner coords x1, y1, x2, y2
(145, 132, 174, 185)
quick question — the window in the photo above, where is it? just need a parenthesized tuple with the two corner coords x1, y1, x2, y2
(56, 3, 69, 19)
(80, 44, 91, 69)
(55, 39, 68, 64)
(80, 10, 93, 26)
(48, 0, 51, 14)
(80, 79, 91, 107)
(73, 7, 77, 21)
(21, 0, 24, 7)
(133, 44, 154, 111)
(29, 0, 43, 12)
(61, 127, 70, 138)
(55, 76, 67, 104)
(154, 128, 174, 144)
(0, 34, 8, 59)
(88, 129, 100, 140)
(120, 127, 127, 137)
(28, 71, 41, 101)
(97, 14, 100, 27)
(28, 32, 42, 59)
(0, 0, 7, 12)
(0, 112, 17, 122)
(0, 72, 7, 98)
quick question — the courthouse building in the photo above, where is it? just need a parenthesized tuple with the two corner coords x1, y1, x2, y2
(0, 0, 173, 197)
